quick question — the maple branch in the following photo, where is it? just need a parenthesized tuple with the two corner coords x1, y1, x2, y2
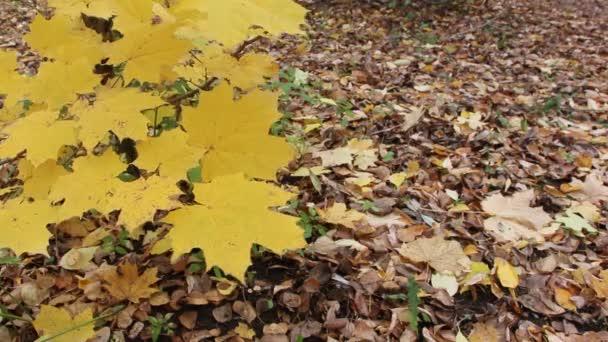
(166, 77, 218, 105)
(231, 35, 264, 59)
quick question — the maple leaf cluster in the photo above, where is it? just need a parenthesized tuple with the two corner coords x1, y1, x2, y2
(0, 0, 308, 285)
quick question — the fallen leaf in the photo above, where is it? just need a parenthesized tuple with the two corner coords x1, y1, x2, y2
(555, 208, 597, 236)
(317, 203, 367, 229)
(554, 287, 577, 311)
(468, 322, 500, 342)
(59, 247, 98, 270)
(495, 258, 519, 288)
(481, 189, 552, 242)
(33, 305, 95, 342)
(399, 236, 471, 275)
(431, 273, 458, 296)
(568, 174, 608, 203)
(102, 261, 159, 303)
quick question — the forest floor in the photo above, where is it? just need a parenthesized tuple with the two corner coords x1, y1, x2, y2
(1, 0, 608, 341)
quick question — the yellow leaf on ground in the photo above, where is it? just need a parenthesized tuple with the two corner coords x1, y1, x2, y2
(135, 129, 203, 180)
(0, 111, 78, 167)
(102, 261, 158, 303)
(175, 44, 279, 89)
(317, 203, 367, 229)
(399, 236, 471, 275)
(0, 200, 59, 256)
(33, 305, 95, 342)
(234, 322, 256, 339)
(163, 173, 305, 280)
(481, 189, 552, 242)
(169, 0, 307, 47)
(72, 87, 164, 148)
(495, 258, 519, 288)
(590, 270, 608, 299)
(554, 287, 577, 311)
(182, 83, 293, 180)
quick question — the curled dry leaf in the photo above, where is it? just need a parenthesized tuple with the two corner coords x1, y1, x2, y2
(481, 189, 553, 242)
(59, 247, 98, 271)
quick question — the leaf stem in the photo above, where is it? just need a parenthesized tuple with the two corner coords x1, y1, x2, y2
(0, 311, 32, 322)
(35, 305, 125, 342)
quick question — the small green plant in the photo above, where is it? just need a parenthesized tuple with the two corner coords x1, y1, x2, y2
(297, 207, 327, 239)
(186, 250, 205, 273)
(407, 276, 420, 333)
(101, 229, 131, 255)
(149, 313, 177, 342)
(360, 200, 380, 213)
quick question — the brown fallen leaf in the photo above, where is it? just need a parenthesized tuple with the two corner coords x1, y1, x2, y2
(399, 236, 471, 275)
(102, 261, 159, 303)
(481, 189, 552, 242)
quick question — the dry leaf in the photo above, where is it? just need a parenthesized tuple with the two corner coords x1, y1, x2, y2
(481, 190, 552, 242)
(569, 174, 608, 203)
(102, 262, 159, 303)
(317, 203, 367, 229)
(399, 236, 471, 275)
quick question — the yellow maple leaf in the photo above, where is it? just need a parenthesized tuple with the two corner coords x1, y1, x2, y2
(182, 83, 294, 180)
(169, 0, 307, 47)
(46, 0, 97, 17)
(0, 199, 59, 256)
(174, 44, 278, 89)
(49, 152, 181, 233)
(21, 159, 68, 200)
(71, 87, 164, 148)
(33, 305, 95, 342)
(0, 111, 78, 167)
(0, 50, 99, 110)
(162, 173, 305, 280)
(102, 261, 159, 303)
(106, 22, 192, 83)
(135, 129, 203, 180)
(26, 15, 104, 62)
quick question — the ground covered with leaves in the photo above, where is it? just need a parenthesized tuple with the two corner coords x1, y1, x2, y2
(0, 0, 607, 341)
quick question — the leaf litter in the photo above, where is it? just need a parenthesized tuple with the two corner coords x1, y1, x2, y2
(0, 0, 607, 341)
